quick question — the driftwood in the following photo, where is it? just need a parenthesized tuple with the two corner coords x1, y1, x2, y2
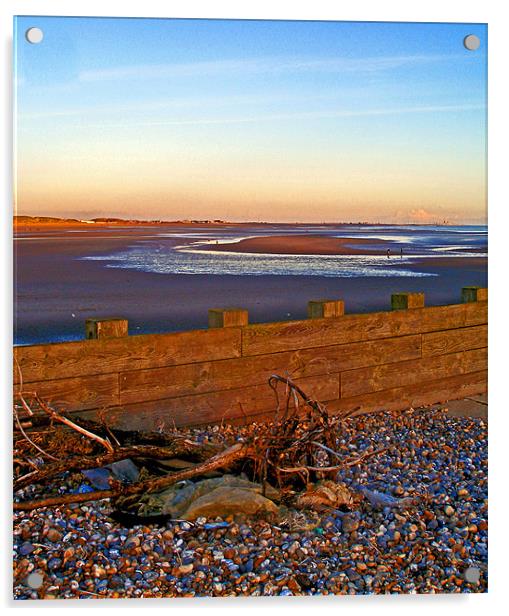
(13, 440, 221, 491)
(15, 392, 114, 453)
(14, 443, 251, 511)
(13, 375, 385, 513)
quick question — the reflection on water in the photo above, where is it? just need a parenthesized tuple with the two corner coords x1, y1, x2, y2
(84, 247, 436, 278)
(81, 224, 486, 279)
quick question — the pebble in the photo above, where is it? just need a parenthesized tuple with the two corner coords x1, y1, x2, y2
(178, 563, 194, 575)
(342, 516, 359, 533)
(13, 408, 487, 598)
(19, 542, 35, 556)
(46, 529, 62, 543)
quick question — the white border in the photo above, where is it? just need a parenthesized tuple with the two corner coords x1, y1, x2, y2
(1, 1, 507, 614)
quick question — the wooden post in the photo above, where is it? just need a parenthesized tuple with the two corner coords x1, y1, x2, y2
(208, 308, 248, 328)
(391, 292, 425, 310)
(85, 318, 128, 340)
(308, 299, 345, 319)
(462, 286, 488, 303)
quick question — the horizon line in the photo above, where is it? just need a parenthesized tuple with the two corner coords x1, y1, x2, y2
(13, 215, 487, 227)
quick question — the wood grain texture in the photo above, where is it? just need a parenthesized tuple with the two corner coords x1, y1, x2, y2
(14, 327, 241, 384)
(391, 292, 425, 310)
(85, 318, 128, 339)
(188, 370, 486, 426)
(15, 373, 119, 412)
(242, 302, 487, 356)
(78, 374, 340, 430)
(118, 334, 421, 405)
(462, 287, 488, 303)
(13, 299, 488, 428)
(77, 370, 487, 429)
(329, 370, 487, 417)
(464, 300, 487, 325)
(341, 347, 487, 398)
(308, 300, 345, 319)
(208, 308, 249, 328)
(422, 325, 488, 357)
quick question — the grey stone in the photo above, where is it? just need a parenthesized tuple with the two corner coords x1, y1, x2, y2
(107, 459, 139, 483)
(81, 468, 110, 490)
(136, 474, 279, 519)
(183, 486, 278, 520)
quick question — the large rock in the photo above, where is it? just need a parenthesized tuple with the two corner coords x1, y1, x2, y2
(135, 474, 279, 520)
(183, 486, 278, 519)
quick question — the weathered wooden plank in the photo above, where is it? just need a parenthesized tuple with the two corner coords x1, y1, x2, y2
(462, 287, 488, 303)
(329, 370, 487, 417)
(119, 334, 421, 405)
(464, 301, 488, 325)
(422, 325, 488, 357)
(77, 369, 487, 429)
(15, 373, 119, 412)
(208, 308, 248, 328)
(242, 302, 487, 356)
(194, 369, 485, 425)
(77, 374, 340, 430)
(391, 292, 425, 310)
(308, 300, 344, 319)
(85, 317, 128, 339)
(13, 327, 242, 384)
(341, 347, 487, 398)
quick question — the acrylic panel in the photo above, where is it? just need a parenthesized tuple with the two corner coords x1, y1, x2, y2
(13, 16, 487, 599)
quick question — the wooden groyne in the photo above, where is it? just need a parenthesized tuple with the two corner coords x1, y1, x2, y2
(13, 287, 487, 430)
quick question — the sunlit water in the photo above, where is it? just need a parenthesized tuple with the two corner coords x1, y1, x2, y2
(81, 224, 487, 279)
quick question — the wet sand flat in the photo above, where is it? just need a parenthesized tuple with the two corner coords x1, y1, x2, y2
(205, 235, 387, 255)
(14, 224, 487, 345)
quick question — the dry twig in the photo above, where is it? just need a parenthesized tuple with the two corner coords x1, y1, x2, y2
(13, 374, 378, 513)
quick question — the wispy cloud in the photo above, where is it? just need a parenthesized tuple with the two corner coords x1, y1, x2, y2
(18, 91, 354, 121)
(82, 103, 485, 130)
(79, 53, 460, 83)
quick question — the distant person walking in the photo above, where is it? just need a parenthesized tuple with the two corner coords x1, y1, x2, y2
(387, 248, 391, 259)
(400, 247, 403, 258)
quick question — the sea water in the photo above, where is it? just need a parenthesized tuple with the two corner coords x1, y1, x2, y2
(81, 224, 487, 279)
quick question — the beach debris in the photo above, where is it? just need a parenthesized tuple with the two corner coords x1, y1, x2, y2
(81, 457, 141, 491)
(81, 468, 110, 490)
(13, 406, 488, 598)
(75, 484, 95, 494)
(202, 521, 230, 530)
(277, 507, 321, 531)
(356, 487, 416, 510)
(182, 486, 278, 520)
(132, 475, 280, 520)
(295, 480, 354, 512)
(14, 375, 388, 515)
(107, 459, 140, 483)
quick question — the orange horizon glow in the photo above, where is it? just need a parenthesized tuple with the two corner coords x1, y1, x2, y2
(15, 18, 487, 225)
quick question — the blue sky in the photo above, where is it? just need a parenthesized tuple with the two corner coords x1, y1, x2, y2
(14, 17, 487, 223)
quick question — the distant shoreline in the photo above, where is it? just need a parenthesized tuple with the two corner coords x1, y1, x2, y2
(13, 215, 487, 233)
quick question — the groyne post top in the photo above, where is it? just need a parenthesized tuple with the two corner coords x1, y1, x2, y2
(391, 293, 425, 310)
(462, 287, 488, 303)
(208, 308, 249, 328)
(85, 318, 128, 339)
(308, 299, 345, 319)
